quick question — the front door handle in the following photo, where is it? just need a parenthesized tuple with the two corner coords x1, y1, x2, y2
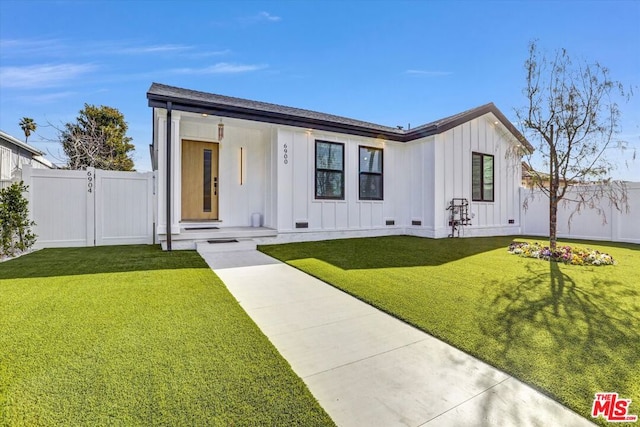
(214, 177, 218, 196)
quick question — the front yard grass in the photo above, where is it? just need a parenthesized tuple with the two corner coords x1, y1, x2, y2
(260, 236, 639, 426)
(0, 245, 334, 426)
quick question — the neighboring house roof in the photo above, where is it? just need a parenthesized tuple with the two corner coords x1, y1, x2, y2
(0, 129, 44, 156)
(522, 161, 582, 188)
(147, 83, 533, 151)
(33, 155, 54, 169)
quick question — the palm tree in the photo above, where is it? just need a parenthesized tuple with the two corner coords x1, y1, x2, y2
(19, 117, 37, 143)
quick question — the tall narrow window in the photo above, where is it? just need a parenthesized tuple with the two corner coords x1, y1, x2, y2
(203, 149, 212, 211)
(315, 140, 344, 199)
(359, 146, 383, 200)
(472, 152, 494, 202)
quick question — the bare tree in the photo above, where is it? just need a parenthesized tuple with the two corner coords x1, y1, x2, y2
(62, 117, 118, 170)
(60, 104, 135, 171)
(517, 41, 632, 250)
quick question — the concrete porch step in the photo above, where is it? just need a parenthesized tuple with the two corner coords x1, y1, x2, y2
(159, 226, 278, 250)
(196, 239, 257, 253)
(176, 226, 277, 241)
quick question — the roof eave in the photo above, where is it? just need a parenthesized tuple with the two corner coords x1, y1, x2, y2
(485, 105, 534, 152)
(0, 130, 44, 155)
(148, 95, 407, 141)
(147, 89, 534, 150)
(404, 103, 533, 151)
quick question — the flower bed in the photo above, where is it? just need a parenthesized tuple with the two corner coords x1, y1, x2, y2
(508, 241, 615, 266)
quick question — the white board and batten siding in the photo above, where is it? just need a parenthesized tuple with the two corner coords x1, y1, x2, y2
(431, 115, 522, 238)
(403, 137, 436, 235)
(271, 114, 523, 239)
(274, 128, 403, 238)
(23, 166, 154, 248)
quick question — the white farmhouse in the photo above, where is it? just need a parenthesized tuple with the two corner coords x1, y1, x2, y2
(147, 83, 532, 250)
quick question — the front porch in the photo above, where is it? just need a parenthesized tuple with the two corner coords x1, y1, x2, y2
(158, 225, 278, 250)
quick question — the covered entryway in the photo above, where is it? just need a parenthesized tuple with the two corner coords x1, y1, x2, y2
(181, 139, 219, 220)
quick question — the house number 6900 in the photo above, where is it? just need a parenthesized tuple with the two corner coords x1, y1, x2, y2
(87, 171, 93, 193)
(283, 143, 288, 165)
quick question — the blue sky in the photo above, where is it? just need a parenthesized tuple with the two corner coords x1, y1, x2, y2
(1, 0, 639, 180)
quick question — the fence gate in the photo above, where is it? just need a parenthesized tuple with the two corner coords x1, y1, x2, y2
(23, 166, 155, 248)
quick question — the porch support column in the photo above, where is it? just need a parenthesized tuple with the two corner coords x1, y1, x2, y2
(166, 101, 172, 251)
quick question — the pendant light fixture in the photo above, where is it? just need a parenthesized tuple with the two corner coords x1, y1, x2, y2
(218, 119, 224, 141)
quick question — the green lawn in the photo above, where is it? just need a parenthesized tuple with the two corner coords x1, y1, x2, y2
(0, 246, 334, 426)
(260, 236, 640, 426)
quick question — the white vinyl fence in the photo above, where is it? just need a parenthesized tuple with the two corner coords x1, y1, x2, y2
(17, 165, 638, 249)
(23, 166, 155, 248)
(520, 183, 640, 244)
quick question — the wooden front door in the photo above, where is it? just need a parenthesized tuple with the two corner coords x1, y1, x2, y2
(181, 140, 219, 220)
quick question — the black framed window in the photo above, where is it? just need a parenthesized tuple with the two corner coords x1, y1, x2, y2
(359, 146, 383, 200)
(472, 152, 494, 202)
(315, 140, 344, 199)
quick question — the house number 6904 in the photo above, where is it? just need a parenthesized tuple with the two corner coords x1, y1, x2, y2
(283, 143, 288, 165)
(87, 171, 93, 193)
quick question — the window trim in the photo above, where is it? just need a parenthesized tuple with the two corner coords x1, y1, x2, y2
(472, 152, 494, 202)
(315, 140, 345, 200)
(358, 145, 383, 201)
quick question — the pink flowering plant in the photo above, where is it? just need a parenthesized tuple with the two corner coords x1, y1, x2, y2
(507, 242, 615, 266)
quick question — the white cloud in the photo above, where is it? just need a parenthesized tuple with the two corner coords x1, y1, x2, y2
(259, 11, 281, 22)
(16, 91, 76, 104)
(0, 38, 199, 58)
(170, 62, 268, 74)
(189, 49, 232, 58)
(115, 44, 194, 54)
(0, 63, 97, 89)
(239, 11, 282, 25)
(405, 70, 453, 77)
(0, 38, 66, 57)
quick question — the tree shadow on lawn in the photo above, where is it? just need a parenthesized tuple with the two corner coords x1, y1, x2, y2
(477, 260, 640, 419)
(0, 245, 209, 279)
(260, 235, 516, 270)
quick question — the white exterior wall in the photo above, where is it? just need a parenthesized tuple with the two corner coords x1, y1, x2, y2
(403, 137, 436, 236)
(431, 115, 522, 238)
(179, 119, 268, 227)
(152, 109, 526, 243)
(0, 143, 51, 189)
(264, 128, 278, 229)
(154, 111, 270, 233)
(274, 128, 405, 237)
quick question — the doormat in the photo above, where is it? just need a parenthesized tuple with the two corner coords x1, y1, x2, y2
(185, 226, 220, 230)
(207, 239, 238, 244)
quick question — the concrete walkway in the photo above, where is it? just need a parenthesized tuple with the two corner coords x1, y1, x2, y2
(198, 247, 595, 427)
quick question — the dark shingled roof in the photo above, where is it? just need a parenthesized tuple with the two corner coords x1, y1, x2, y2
(147, 83, 533, 151)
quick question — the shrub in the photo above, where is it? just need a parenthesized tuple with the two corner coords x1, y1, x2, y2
(0, 182, 36, 257)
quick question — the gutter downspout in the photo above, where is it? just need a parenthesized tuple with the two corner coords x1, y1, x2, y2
(166, 102, 172, 251)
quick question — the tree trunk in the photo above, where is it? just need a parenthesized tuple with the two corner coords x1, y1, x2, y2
(549, 191, 558, 251)
(549, 125, 557, 251)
